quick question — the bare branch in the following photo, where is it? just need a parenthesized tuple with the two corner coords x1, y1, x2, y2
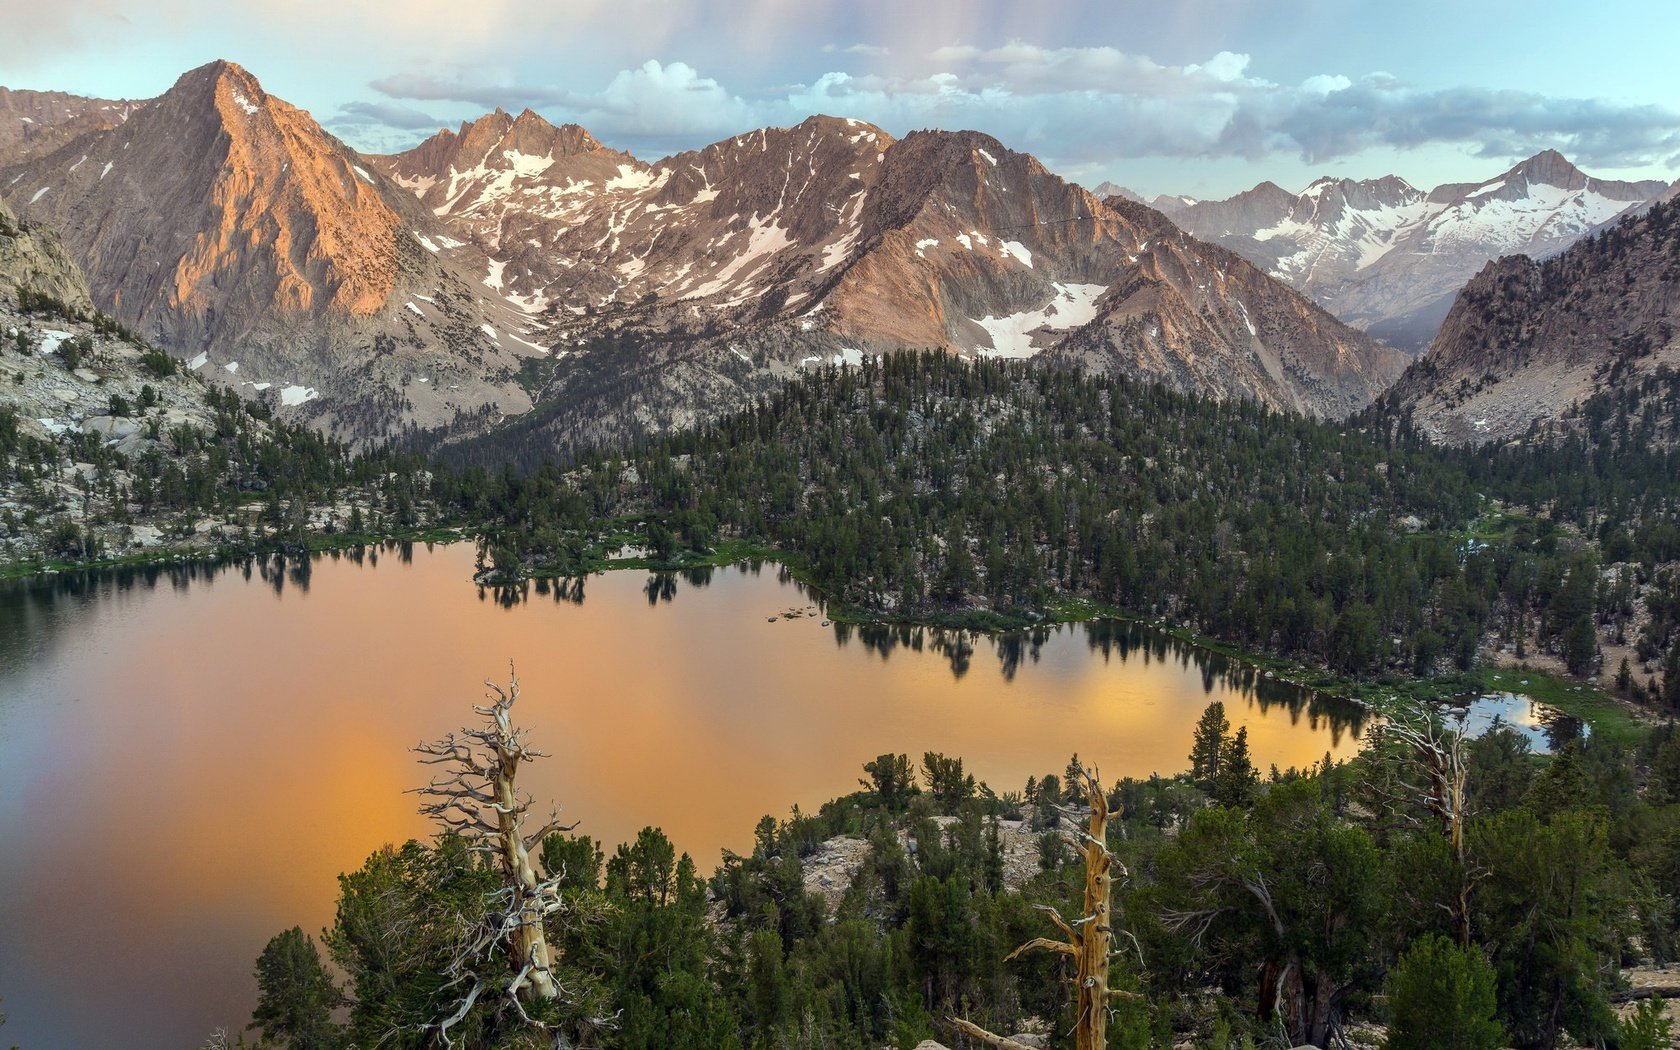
(949, 1017, 1042, 1050)
(1005, 936, 1079, 962)
(1031, 903, 1078, 942)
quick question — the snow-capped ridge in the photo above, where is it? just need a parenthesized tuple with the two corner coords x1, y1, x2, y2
(1166, 150, 1669, 351)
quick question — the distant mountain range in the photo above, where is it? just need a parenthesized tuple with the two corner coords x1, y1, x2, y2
(1119, 153, 1668, 352)
(7, 59, 1675, 452)
(1377, 186, 1680, 444)
(0, 61, 1407, 449)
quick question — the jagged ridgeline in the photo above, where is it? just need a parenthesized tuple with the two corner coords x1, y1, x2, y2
(2, 62, 1407, 455)
(1157, 151, 1668, 353)
(442, 351, 1680, 681)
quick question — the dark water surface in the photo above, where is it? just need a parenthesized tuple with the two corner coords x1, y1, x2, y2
(0, 542, 1367, 1049)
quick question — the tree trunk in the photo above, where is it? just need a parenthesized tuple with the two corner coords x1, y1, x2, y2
(491, 709, 559, 1001)
(953, 765, 1129, 1050)
(1075, 786, 1113, 1050)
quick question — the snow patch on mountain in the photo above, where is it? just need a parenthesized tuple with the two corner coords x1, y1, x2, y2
(686, 216, 793, 298)
(606, 164, 665, 192)
(973, 283, 1106, 358)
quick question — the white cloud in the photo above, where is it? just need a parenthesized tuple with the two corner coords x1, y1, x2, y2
(360, 44, 1680, 172)
(821, 43, 890, 57)
(330, 99, 444, 131)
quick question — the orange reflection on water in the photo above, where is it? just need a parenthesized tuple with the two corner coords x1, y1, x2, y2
(0, 544, 1366, 1050)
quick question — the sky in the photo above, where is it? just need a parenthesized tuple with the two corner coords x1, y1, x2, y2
(3, 0, 1679, 199)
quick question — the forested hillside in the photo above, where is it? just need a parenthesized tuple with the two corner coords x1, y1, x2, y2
(443, 352, 1680, 702)
(0, 287, 437, 572)
(248, 692, 1680, 1050)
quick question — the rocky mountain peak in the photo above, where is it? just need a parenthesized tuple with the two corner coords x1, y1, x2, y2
(1165, 151, 1670, 352)
(373, 105, 644, 230)
(0, 58, 555, 440)
(1236, 180, 1298, 210)
(163, 59, 266, 122)
(1090, 180, 1139, 202)
(1508, 148, 1586, 189)
(1297, 174, 1420, 215)
(432, 106, 611, 166)
(126, 59, 405, 318)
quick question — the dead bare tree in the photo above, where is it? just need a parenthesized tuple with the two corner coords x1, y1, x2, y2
(1379, 703, 1476, 947)
(412, 665, 582, 1046)
(953, 764, 1141, 1050)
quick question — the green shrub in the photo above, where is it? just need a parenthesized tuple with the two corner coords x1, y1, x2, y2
(1384, 934, 1505, 1050)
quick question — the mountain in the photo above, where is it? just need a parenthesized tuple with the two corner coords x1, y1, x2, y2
(0, 197, 92, 310)
(377, 112, 897, 321)
(1090, 180, 1137, 201)
(371, 108, 644, 312)
(1051, 197, 1406, 418)
(390, 116, 1403, 450)
(1376, 195, 1680, 444)
(1168, 152, 1668, 352)
(1089, 180, 1197, 214)
(0, 87, 142, 166)
(0, 61, 548, 441)
(0, 60, 1408, 449)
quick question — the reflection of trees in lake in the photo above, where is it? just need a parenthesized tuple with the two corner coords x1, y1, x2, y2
(644, 573, 677, 605)
(829, 615, 1368, 743)
(531, 576, 587, 605)
(644, 566, 717, 605)
(476, 566, 724, 610)
(1, 549, 1362, 744)
(1079, 619, 1365, 739)
(253, 551, 312, 597)
(832, 623, 1027, 681)
(0, 540, 436, 678)
(482, 580, 528, 607)
(1545, 714, 1585, 752)
(480, 573, 599, 608)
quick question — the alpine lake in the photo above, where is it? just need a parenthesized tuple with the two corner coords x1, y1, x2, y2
(2, 539, 1399, 1048)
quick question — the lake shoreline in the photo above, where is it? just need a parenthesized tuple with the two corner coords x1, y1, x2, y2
(8, 528, 1643, 745)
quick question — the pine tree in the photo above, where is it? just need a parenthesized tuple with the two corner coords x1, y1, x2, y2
(1188, 701, 1229, 794)
(1215, 726, 1258, 807)
(250, 927, 343, 1050)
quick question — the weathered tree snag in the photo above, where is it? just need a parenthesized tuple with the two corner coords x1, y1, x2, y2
(953, 764, 1139, 1050)
(412, 665, 578, 1045)
(1384, 705, 1474, 947)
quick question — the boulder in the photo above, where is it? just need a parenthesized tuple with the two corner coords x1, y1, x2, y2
(81, 416, 140, 444)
